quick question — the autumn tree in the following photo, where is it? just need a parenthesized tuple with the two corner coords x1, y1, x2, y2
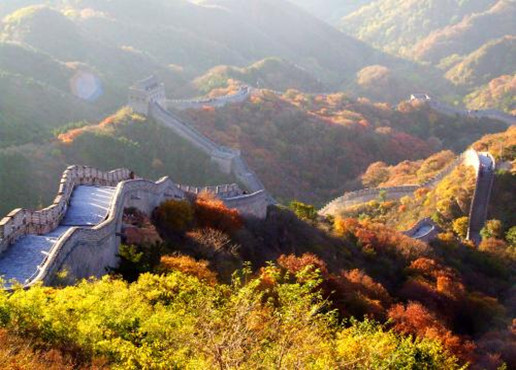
(480, 219, 503, 240)
(153, 199, 194, 235)
(194, 192, 243, 233)
(452, 216, 469, 239)
(361, 161, 390, 187)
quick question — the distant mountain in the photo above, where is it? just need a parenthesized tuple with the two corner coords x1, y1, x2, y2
(464, 74, 516, 113)
(445, 36, 515, 87)
(0, 0, 426, 146)
(194, 57, 326, 93)
(342, 0, 498, 58)
(413, 0, 515, 63)
(287, 0, 372, 24)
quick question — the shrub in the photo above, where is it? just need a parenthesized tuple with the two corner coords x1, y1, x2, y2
(194, 193, 243, 233)
(452, 216, 469, 239)
(153, 200, 194, 235)
(158, 255, 217, 285)
(480, 219, 503, 240)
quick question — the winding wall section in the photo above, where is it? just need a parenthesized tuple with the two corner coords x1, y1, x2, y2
(466, 153, 496, 243)
(319, 153, 465, 216)
(0, 165, 269, 288)
(320, 149, 495, 244)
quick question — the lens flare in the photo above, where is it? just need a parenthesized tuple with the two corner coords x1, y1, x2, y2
(69, 71, 103, 101)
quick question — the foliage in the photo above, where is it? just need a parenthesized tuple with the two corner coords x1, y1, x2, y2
(465, 74, 516, 114)
(183, 89, 503, 206)
(194, 193, 244, 234)
(445, 36, 516, 88)
(481, 219, 504, 240)
(114, 243, 163, 282)
(0, 328, 104, 369)
(153, 200, 194, 236)
(157, 255, 217, 285)
(342, 0, 496, 58)
(506, 226, 516, 246)
(0, 267, 461, 369)
(452, 217, 469, 239)
(289, 200, 317, 221)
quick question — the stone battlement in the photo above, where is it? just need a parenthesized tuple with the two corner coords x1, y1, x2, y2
(0, 165, 132, 254)
(319, 152, 466, 216)
(166, 86, 251, 111)
(0, 166, 271, 289)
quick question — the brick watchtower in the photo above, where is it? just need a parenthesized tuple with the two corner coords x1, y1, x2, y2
(128, 75, 166, 115)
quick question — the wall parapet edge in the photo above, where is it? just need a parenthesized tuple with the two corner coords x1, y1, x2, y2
(0, 166, 132, 254)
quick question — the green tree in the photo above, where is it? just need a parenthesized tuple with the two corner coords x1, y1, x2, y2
(452, 216, 469, 239)
(480, 219, 503, 240)
(506, 226, 516, 246)
(289, 201, 317, 221)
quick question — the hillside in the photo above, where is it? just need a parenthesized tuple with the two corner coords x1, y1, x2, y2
(445, 35, 515, 87)
(0, 108, 232, 216)
(0, 169, 513, 368)
(180, 89, 506, 205)
(341, 0, 497, 57)
(0, 0, 448, 150)
(335, 126, 516, 235)
(287, 0, 373, 24)
(464, 74, 516, 113)
(413, 0, 515, 64)
(193, 57, 326, 93)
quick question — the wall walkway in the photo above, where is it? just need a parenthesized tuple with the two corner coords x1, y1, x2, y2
(0, 165, 270, 289)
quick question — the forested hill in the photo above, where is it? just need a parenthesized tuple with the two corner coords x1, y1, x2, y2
(181, 89, 506, 205)
(340, 0, 515, 112)
(0, 0, 445, 149)
(342, 0, 500, 58)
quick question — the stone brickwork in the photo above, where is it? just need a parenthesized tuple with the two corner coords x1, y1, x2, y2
(166, 86, 251, 111)
(0, 166, 270, 289)
(410, 94, 516, 126)
(0, 165, 131, 254)
(319, 152, 465, 217)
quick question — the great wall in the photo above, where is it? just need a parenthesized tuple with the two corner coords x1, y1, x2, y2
(0, 78, 510, 288)
(318, 152, 466, 216)
(409, 93, 516, 126)
(319, 149, 496, 244)
(0, 78, 270, 289)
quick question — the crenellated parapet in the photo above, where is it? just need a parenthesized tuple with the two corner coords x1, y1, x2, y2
(0, 166, 270, 289)
(166, 86, 251, 111)
(0, 165, 132, 254)
(319, 152, 466, 217)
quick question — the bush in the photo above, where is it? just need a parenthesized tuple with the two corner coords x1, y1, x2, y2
(194, 193, 243, 234)
(452, 216, 469, 239)
(153, 200, 194, 236)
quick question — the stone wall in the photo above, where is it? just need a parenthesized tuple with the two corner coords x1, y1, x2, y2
(166, 86, 251, 111)
(223, 190, 269, 219)
(129, 77, 271, 201)
(466, 152, 496, 243)
(177, 183, 243, 198)
(403, 218, 440, 243)
(0, 166, 132, 254)
(14, 172, 269, 288)
(319, 153, 465, 216)
(423, 99, 516, 126)
(149, 102, 271, 201)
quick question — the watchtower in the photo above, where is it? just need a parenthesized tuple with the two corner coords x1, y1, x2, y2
(128, 76, 166, 115)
